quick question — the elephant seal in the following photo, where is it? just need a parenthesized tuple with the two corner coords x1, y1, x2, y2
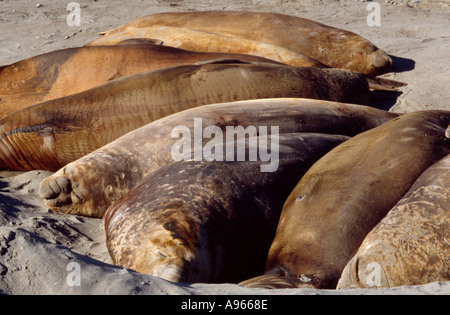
(88, 25, 326, 69)
(337, 153, 450, 289)
(89, 11, 392, 76)
(0, 63, 370, 171)
(104, 132, 350, 283)
(240, 110, 450, 289)
(0, 44, 281, 119)
(38, 98, 399, 218)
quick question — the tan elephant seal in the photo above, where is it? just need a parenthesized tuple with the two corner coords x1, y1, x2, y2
(337, 153, 450, 289)
(0, 44, 281, 120)
(240, 110, 450, 289)
(104, 132, 350, 283)
(88, 25, 325, 69)
(0, 62, 371, 172)
(38, 98, 399, 218)
(89, 11, 392, 75)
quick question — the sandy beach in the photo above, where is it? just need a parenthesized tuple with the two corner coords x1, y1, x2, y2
(0, 0, 449, 295)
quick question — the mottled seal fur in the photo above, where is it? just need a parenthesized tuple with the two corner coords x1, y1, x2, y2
(337, 153, 450, 289)
(104, 132, 350, 283)
(38, 98, 398, 218)
(89, 11, 392, 75)
(0, 63, 370, 171)
(240, 110, 450, 289)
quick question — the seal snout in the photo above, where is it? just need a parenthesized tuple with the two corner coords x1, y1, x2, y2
(369, 49, 393, 76)
(38, 174, 73, 208)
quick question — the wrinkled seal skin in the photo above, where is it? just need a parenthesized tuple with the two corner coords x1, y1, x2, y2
(337, 153, 450, 289)
(89, 11, 392, 75)
(104, 133, 350, 283)
(38, 98, 399, 218)
(240, 110, 450, 289)
(0, 63, 370, 172)
(0, 44, 281, 120)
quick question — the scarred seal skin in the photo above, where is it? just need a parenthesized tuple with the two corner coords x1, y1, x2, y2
(0, 63, 370, 172)
(88, 11, 392, 75)
(38, 98, 399, 218)
(239, 110, 450, 289)
(0, 44, 282, 119)
(337, 153, 450, 289)
(103, 133, 350, 283)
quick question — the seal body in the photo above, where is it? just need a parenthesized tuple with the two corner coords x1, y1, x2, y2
(337, 153, 450, 289)
(88, 25, 325, 69)
(89, 11, 392, 75)
(241, 110, 450, 289)
(0, 63, 370, 171)
(38, 98, 398, 218)
(104, 133, 350, 283)
(0, 44, 280, 119)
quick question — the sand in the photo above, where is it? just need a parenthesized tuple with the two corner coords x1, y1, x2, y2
(0, 0, 449, 295)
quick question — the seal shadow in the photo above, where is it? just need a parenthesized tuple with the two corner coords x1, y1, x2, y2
(370, 90, 402, 111)
(0, 181, 25, 216)
(368, 55, 415, 110)
(389, 55, 415, 73)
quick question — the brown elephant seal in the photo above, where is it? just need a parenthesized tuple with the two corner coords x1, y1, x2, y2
(38, 98, 399, 218)
(0, 62, 371, 172)
(240, 110, 450, 289)
(88, 25, 325, 69)
(337, 153, 450, 289)
(104, 132, 350, 283)
(0, 44, 281, 119)
(89, 11, 392, 75)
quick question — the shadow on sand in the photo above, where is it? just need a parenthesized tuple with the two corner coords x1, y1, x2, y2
(368, 55, 415, 110)
(389, 55, 416, 73)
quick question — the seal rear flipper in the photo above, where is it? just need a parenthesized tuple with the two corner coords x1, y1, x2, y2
(238, 275, 318, 289)
(366, 76, 407, 92)
(113, 38, 164, 46)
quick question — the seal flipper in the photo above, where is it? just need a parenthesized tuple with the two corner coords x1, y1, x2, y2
(238, 275, 317, 289)
(38, 174, 74, 209)
(98, 29, 113, 36)
(366, 76, 407, 92)
(113, 38, 164, 46)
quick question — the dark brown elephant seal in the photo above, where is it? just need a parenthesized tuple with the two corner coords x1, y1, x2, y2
(0, 44, 281, 119)
(104, 132, 350, 283)
(0, 62, 370, 172)
(337, 153, 450, 289)
(239, 110, 450, 289)
(38, 98, 399, 218)
(88, 11, 392, 76)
